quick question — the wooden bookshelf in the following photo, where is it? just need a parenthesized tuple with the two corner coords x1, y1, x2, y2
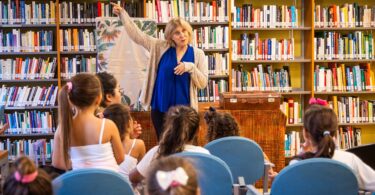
(315, 27, 375, 31)
(0, 52, 58, 56)
(0, 24, 57, 28)
(4, 106, 58, 111)
(0, 79, 58, 83)
(0, 133, 55, 138)
(157, 21, 229, 26)
(232, 58, 312, 64)
(232, 27, 312, 31)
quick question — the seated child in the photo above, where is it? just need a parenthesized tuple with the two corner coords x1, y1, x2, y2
(96, 72, 142, 138)
(103, 103, 146, 177)
(52, 73, 124, 171)
(290, 99, 375, 191)
(204, 107, 278, 178)
(146, 156, 199, 195)
(129, 106, 210, 184)
(3, 156, 52, 195)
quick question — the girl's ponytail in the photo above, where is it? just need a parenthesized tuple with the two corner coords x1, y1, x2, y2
(58, 84, 73, 168)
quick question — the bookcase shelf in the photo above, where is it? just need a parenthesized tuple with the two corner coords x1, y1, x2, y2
(208, 75, 229, 79)
(315, 59, 375, 63)
(232, 58, 311, 64)
(60, 51, 97, 55)
(0, 133, 54, 139)
(286, 123, 304, 127)
(0, 79, 58, 83)
(315, 27, 375, 31)
(280, 91, 311, 95)
(0, 24, 57, 28)
(338, 122, 375, 126)
(4, 106, 58, 111)
(314, 91, 375, 95)
(59, 23, 96, 28)
(157, 21, 229, 26)
(202, 48, 229, 52)
(232, 27, 312, 31)
(0, 52, 57, 56)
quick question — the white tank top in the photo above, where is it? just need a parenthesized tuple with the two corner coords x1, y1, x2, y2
(70, 119, 120, 172)
(119, 139, 138, 177)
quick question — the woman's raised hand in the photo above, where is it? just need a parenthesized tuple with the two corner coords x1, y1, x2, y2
(111, 2, 123, 16)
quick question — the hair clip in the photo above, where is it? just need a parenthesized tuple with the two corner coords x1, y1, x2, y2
(66, 82, 73, 92)
(323, 131, 330, 136)
(14, 171, 38, 183)
(309, 97, 328, 106)
(156, 167, 189, 190)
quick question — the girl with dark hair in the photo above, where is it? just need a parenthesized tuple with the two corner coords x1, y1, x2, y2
(3, 156, 52, 195)
(52, 73, 124, 171)
(129, 105, 209, 184)
(204, 107, 278, 179)
(204, 107, 240, 142)
(96, 72, 123, 108)
(96, 72, 142, 139)
(103, 103, 146, 178)
(146, 156, 199, 195)
(290, 101, 375, 191)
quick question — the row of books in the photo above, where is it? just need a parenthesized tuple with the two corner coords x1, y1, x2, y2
(59, 1, 125, 24)
(336, 126, 361, 150)
(314, 31, 374, 60)
(315, 4, 375, 28)
(232, 4, 299, 28)
(284, 127, 362, 157)
(285, 131, 301, 157)
(0, 58, 57, 80)
(232, 34, 295, 60)
(0, 85, 58, 107)
(61, 56, 97, 78)
(59, 29, 96, 52)
(3, 110, 56, 134)
(0, 139, 53, 162)
(280, 98, 302, 125)
(157, 26, 229, 49)
(146, 0, 229, 23)
(328, 96, 375, 124)
(198, 79, 228, 102)
(0, 30, 54, 52)
(207, 53, 229, 75)
(0, 1, 56, 24)
(231, 65, 292, 92)
(314, 63, 375, 92)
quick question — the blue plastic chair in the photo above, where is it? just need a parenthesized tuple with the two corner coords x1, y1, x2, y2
(175, 152, 233, 195)
(204, 136, 270, 193)
(271, 158, 358, 195)
(52, 168, 134, 195)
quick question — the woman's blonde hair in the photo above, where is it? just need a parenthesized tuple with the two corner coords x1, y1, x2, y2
(164, 18, 193, 46)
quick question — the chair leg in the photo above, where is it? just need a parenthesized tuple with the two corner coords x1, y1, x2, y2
(263, 164, 271, 194)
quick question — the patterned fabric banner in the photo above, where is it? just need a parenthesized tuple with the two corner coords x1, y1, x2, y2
(96, 17, 157, 110)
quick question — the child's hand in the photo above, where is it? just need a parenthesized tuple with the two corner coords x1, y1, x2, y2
(268, 169, 278, 179)
(131, 121, 142, 139)
(96, 112, 104, 119)
(111, 2, 123, 16)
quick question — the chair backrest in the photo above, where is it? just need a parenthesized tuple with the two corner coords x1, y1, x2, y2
(347, 143, 375, 170)
(52, 168, 134, 195)
(175, 152, 233, 195)
(204, 136, 264, 184)
(271, 158, 358, 195)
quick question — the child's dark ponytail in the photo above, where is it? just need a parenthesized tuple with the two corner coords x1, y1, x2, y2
(298, 104, 337, 160)
(158, 106, 199, 158)
(58, 84, 73, 168)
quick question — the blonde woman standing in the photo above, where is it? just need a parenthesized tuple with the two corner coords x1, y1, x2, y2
(112, 3, 208, 140)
